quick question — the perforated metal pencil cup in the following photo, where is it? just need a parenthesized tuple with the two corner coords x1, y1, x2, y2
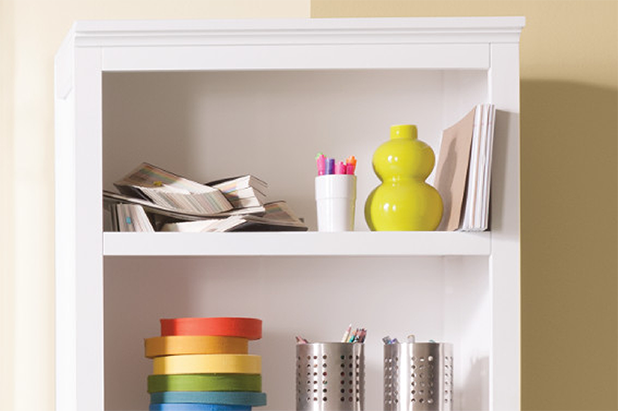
(296, 342, 365, 411)
(384, 342, 453, 411)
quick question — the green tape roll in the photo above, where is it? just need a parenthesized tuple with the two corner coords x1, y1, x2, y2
(147, 374, 262, 393)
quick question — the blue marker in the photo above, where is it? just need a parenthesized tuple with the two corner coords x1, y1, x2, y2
(325, 158, 335, 175)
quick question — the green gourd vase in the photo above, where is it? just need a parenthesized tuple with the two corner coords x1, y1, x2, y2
(364, 125, 443, 231)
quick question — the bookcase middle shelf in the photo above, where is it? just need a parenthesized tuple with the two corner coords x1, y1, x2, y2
(103, 231, 491, 257)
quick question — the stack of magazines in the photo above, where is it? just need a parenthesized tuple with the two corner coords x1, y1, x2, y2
(104, 162, 307, 232)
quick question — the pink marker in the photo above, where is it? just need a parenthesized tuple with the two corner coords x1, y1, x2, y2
(335, 161, 346, 174)
(316, 153, 326, 176)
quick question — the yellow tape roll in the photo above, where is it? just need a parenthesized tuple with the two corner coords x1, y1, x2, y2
(145, 336, 249, 358)
(153, 354, 261, 375)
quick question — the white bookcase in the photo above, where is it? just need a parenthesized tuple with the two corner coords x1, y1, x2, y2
(55, 17, 524, 411)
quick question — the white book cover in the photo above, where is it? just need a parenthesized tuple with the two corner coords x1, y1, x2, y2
(461, 104, 483, 231)
(473, 104, 490, 229)
(461, 103, 495, 232)
(479, 105, 496, 229)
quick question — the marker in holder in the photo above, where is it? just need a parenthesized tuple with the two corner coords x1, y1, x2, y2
(296, 342, 365, 411)
(384, 342, 453, 410)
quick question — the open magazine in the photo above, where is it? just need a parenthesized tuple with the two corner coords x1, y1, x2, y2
(104, 193, 306, 232)
(103, 190, 266, 221)
(114, 162, 233, 215)
(160, 201, 308, 232)
(105, 162, 307, 232)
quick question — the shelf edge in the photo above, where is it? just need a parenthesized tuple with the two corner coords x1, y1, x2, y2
(103, 231, 491, 257)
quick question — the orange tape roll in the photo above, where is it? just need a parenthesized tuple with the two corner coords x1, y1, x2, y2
(144, 335, 249, 358)
(160, 317, 262, 340)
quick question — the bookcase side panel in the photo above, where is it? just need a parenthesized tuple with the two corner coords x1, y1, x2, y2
(487, 42, 522, 411)
(73, 47, 105, 411)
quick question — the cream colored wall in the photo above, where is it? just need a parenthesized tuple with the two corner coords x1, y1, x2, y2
(0, 2, 309, 411)
(311, 1, 618, 410)
(0, 1, 16, 410)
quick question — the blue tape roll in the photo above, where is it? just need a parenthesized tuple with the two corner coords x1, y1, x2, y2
(151, 391, 266, 406)
(149, 404, 251, 411)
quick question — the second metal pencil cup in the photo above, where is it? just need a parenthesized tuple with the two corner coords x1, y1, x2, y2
(296, 342, 365, 411)
(384, 342, 453, 411)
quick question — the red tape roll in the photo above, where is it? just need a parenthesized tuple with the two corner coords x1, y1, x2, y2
(160, 317, 262, 340)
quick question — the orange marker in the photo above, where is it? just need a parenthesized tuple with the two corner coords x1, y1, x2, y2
(345, 156, 357, 175)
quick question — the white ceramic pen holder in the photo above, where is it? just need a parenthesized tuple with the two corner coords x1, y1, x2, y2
(296, 342, 365, 411)
(383, 342, 453, 411)
(315, 175, 357, 232)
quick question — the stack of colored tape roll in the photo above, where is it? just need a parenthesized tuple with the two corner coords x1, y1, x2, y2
(145, 317, 267, 411)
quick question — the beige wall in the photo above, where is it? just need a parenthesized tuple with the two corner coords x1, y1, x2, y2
(1, 1, 616, 410)
(0, 2, 309, 411)
(0, 1, 16, 410)
(311, 1, 618, 410)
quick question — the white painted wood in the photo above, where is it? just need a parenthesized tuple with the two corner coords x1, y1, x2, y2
(443, 256, 492, 410)
(54, 17, 524, 411)
(54, 24, 75, 99)
(55, 47, 105, 411)
(75, 47, 105, 411)
(72, 17, 525, 47)
(487, 42, 522, 411)
(102, 43, 489, 72)
(103, 232, 491, 256)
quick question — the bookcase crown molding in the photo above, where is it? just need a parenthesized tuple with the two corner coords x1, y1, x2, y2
(66, 17, 525, 47)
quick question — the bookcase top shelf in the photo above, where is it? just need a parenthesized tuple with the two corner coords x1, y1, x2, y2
(103, 231, 491, 256)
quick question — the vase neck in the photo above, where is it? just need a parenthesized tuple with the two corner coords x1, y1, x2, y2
(390, 124, 418, 140)
(385, 176, 424, 183)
